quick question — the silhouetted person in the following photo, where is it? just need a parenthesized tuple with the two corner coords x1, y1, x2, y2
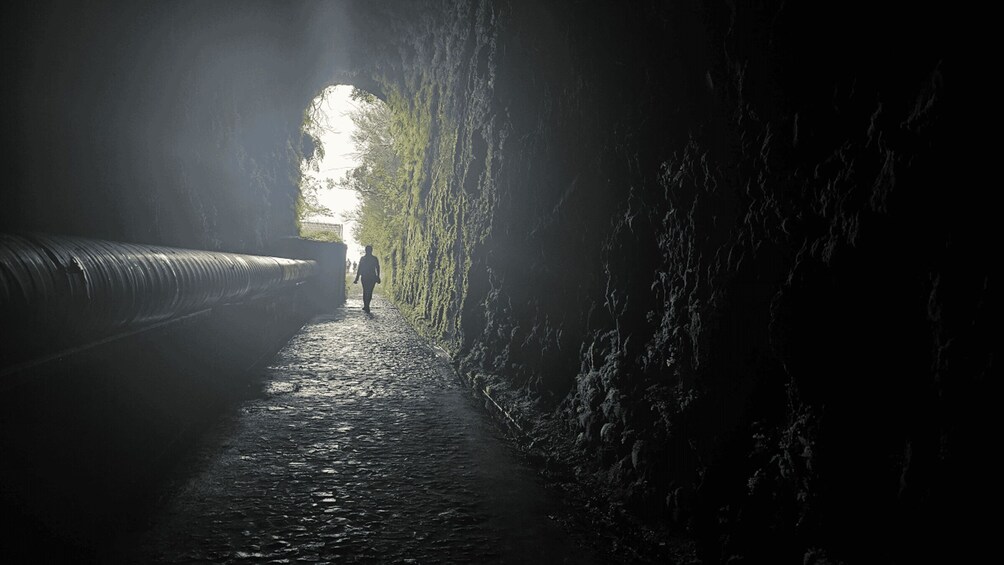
(353, 245, 381, 313)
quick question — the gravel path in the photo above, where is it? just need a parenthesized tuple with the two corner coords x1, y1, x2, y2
(113, 284, 599, 564)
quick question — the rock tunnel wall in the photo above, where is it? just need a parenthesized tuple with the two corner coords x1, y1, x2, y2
(353, 1, 990, 562)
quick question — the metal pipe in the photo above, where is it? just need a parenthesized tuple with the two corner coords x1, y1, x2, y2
(1, 233, 317, 368)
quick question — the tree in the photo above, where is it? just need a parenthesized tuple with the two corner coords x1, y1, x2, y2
(296, 94, 333, 228)
(336, 91, 405, 255)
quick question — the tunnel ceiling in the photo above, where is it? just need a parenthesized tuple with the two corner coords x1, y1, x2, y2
(1, 0, 395, 254)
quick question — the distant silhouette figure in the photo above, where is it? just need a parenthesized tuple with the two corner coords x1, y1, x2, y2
(353, 245, 381, 313)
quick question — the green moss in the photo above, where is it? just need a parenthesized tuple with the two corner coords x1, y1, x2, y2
(342, 40, 469, 346)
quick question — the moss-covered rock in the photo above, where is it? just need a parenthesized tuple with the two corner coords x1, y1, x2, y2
(351, 1, 986, 562)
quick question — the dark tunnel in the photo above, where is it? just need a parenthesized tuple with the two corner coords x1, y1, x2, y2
(1, 1, 991, 563)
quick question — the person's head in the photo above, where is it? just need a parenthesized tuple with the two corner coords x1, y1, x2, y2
(365, 245, 373, 255)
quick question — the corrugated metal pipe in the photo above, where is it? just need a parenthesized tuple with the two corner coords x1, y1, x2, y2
(0, 233, 317, 368)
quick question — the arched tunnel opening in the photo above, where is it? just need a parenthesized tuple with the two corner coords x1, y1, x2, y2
(1, 1, 990, 563)
(296, 83, 377, 257)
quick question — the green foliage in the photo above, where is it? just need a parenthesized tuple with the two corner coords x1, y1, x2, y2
(296, 94, 333, 228)
(294, 176, 332, 229)
(302, 229, 343, 243)
(301, 98, 327, 171)
(350, 87, 379, 105)
(337, 75, 463, 340)
(336, 2, 493, 350)
(336, 87, 429, 274)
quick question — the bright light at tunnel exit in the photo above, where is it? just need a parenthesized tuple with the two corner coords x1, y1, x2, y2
(301, 84, 364, 261)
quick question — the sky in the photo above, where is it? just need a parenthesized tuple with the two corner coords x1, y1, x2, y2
(301, 85, 364, 260)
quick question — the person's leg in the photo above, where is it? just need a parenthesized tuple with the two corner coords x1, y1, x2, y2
(362, 281, 374, 311)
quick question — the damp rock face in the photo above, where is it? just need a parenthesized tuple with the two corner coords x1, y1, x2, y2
(347, 1, 990, 562)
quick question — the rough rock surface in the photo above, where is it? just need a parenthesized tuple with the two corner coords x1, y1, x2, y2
(356, 1, 990, 562)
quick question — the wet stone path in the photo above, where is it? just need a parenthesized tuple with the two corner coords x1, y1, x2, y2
(116, 287, 599, 564)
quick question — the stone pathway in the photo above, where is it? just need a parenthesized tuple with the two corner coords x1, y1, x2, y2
(111, 284, 600, 564)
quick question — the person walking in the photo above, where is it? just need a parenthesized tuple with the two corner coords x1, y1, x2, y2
(353, 245, 381, 313)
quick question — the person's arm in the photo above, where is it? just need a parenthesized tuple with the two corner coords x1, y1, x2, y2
(353, 259, 359, 284)
(376, 259, 381, 283)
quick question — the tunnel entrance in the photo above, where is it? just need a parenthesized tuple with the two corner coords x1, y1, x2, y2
(297, 85, 389, 266)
